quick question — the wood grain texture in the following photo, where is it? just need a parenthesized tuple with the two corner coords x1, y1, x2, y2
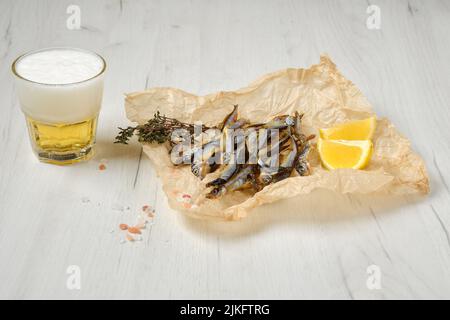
(0, 0, 449, 299)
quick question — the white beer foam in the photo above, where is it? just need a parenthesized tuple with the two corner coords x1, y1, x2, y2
(14, 48, 105, 123)
(16, 48, 104, 85)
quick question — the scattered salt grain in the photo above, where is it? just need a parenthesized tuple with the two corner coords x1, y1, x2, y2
(128, 227, 141, 234)
(116, 204, 155, 245)
(141, 204, 156, 218)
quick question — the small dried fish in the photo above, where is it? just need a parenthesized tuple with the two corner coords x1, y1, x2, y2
(206, 165, 256, 199)
(167, 105, 312, 200)
(206, 135, 246, 187)
(257, 129, 298, 187)
(295, 143, 311, 176)
(292, 111, 307, 145)
(219, 105, 239, 131)
(248, 115, 295, 130)
(191, 139, 221, 179)
(257, 131, 290, 168)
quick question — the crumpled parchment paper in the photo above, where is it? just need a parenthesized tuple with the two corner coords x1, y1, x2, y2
(125, 55, 429, 220)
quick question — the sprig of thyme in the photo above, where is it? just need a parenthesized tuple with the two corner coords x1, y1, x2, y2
(115, 111, 210, 145)
(114, 126, 136, 144)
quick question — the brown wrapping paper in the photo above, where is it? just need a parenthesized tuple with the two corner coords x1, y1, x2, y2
(125, 55, 429, 220)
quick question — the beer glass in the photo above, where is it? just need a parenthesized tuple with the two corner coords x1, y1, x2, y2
(12, 47, 106, 165)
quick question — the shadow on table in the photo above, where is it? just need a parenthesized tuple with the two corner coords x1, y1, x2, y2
(180, 188, 430, 238)
(93, 137, 142, 161)
(92, 134, 434, 240)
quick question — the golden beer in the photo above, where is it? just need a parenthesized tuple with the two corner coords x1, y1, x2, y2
(25, 116, 98, 164)
(12, 48, 106, 165)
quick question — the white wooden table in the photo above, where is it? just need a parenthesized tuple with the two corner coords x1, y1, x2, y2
(1, 0, 449, 299)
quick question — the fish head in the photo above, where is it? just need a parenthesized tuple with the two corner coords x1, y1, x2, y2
(285, 116, 295, 126)
(206, 186, 226, 199)
(259, 172, 273, 185)
(295, 160, 310, 176)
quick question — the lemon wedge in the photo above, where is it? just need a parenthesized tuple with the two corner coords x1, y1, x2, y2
(317, 138, 373, 170)
(319, 117, 376, 140)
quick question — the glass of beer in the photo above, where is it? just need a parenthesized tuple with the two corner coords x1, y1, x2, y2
(12, 47, 106, 165)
